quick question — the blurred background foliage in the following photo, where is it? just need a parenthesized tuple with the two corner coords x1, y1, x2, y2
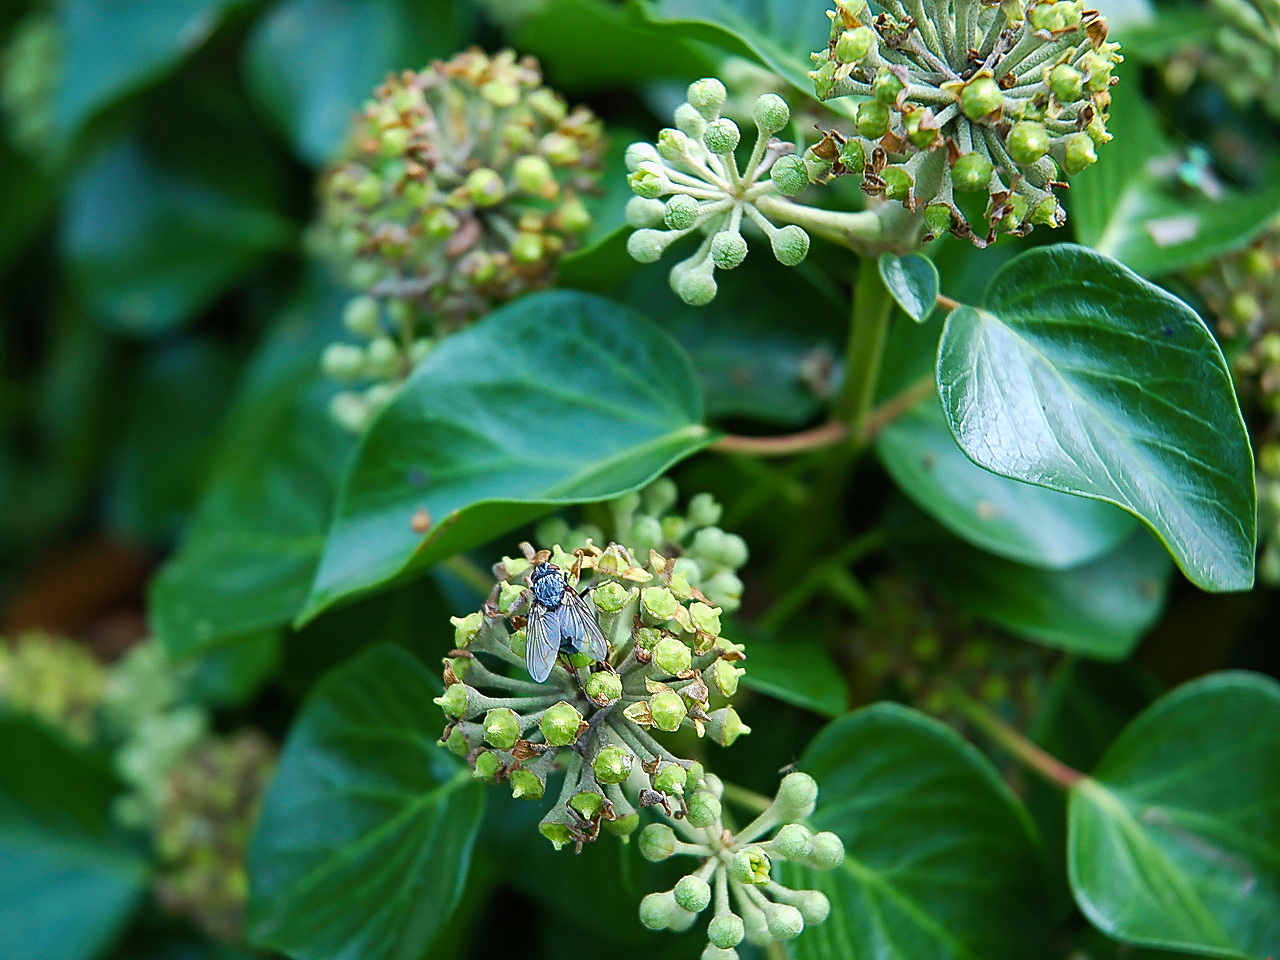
(0, 1, 1278, 960)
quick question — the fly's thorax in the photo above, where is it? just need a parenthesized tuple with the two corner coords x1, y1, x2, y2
(531, 563, 567, 608)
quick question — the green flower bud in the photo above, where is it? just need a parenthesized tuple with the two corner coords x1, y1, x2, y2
(365, 336, 398, 376)
(959, 76, 1003, 121)
(792, 890, 831, 925)
(649, 690, 689, 732)
(1047, 63, 1083, 102)
(704, 118, 741, 154)
(686, 790, 722, 828)
(710, 658, 744, 697)
(625, 141, 660, 171)
(592, 579, 635, 614)
(1080, 50, 1114, 92)
(752, 93, 790, 134)
(1029, 196, 1062, 226)
(951, 152, 993, 192)
(674, 874, 712, 913)
(687, 78, 727, 119)
(594, 744, 634, 784)
(497, 580, 526, 614)
(466, 167, 506, 206)
(329, 392, 370, 432)
(835, 25, 875, 63)
(627, 228, 672, 264)
(664, 194, 701, 230)
(764, 902, 805, 941)
(671, 261, 718, 306)
(774, 771, 819, 820)
(540, 821, 574, 850)
(639, 823, 679, 861)
(773, 822, 814, 860)
(806, 831, 846, 869)
(711, 231, 748, 270)
(450, 614, 484, 649)
(642, 585, 680, 622)
(730, 847, 771, 886)
(856, 100, 891, 138)
(674, 102, 707, 137)
(657, 128, 694, 162)
(322, 343, 366, 380)
(513, 154, 556, 195)
(653, 762, 689, 796)
(569, 789, 605, 820)
(904, 110, 940, 149)
(628, 167, 667, 199)
(625, 196, 666, 228)
(882, 166, 913, 202)
(811, 57, 838, 99)
(923, 202, 953, 237)
(603, 811, 640, 837)
(653, 637, 693, 676)
(839, 137, 866, 172)
(343, 295, 381, 338)
(872, 67, 906, 105)
(482, 707, 521, 749)
(1063, 132, 1097, 174)
(640, 891, 684, 931)
(584, 671, 623, 705)
(540, 701, 584, 746)
(770, 155, 809, 197)
(473, 750, 502, 781)
(771, 224, 810, 266)
(354, 173, 382, 207)
(708, 913, 746, 948)
(509, 627, 527, 659)
(509, 767, 545, 800)
(1007, 121, 1050, 164)
(690, 602, 722, 635)
(433, 683, 475, 719)
(511, 231, 544, 263)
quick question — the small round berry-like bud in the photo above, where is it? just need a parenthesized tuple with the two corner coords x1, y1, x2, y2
(687, 491, 722, 527)
(770, 155, 809, 197)
(603, 811, 640, 837)
(1007, 121, 1050, 165)
(674, 874, 712, 913)
(322, 343, 366, 380)
(774, 771, 818, 820)
(649, 690, 688, 732)
(872, 67, 906, 105)
(1063, 132, 1097, 174)
(508, 767, 545, 800)
(806, 831, 846, 869)
(710, 659, 744, 697)
(653, 762, 689, 796)
(689, 602, 722, 635)
(594, 744, 634, 784)
(482, 707, 521, 749)
(639, 891, 677, 930)
(774, 822, 814, 860)
(443, 726, 470, 756)
(686, 790, 722, 828)
(642, 585, 680, 622)
(540, 701, 584, 746)
(674, 102, 707, 137)
(342, 295, 381, 337)
(793, 890, 831, 925)
(771, 225, 810, 266)
(671, 261, 717, 306)
(959, 76, 1003, 121)
(657, 128, 693, 162)
(513, 154, 556, 195)
(511, 231, 544, 264)
(653, 637, 692, 676)
(1047, 63, 1083, 102)
(839, 137, 866, 171)
(626, 229, 670, 264)
(835, 25, 875, 63)
(625, 141, 660, 171)
(539, 821, 573, 850)
(584, 670, 622, 704)
(687, 78, 727, 119)
(364, 336, 398, 376)
(433, 683, 475, 719)
(882, 165, 914, 202)
(569, 790, 605, 820)
(625, 196, 666, 228)
(951, 152, 994, 192)
(702, 945, 738, 960)
(628, 167, 667, 199)
(639, 823, 679, 861)
(923, 202, 953, 237)
(752, 93, 790, 134)
(856, 100, 890, 139)
(592, 579, 635, 613)
(704, 118, 741, 154)
(465, 167, 506, 206)
(354, 173, 382, 207)
(904, 110, 940, 149)
(711, 231, 748, 270)
(664, 194, 700, 230)
(449, 612, 482, 647)
(1029, 196, 1062, 226)
(764, 902, 805, 941)
(811, 58, 838, 100)
(708, 913, 745, 948)
(730, 847, 771, 886)
(472, 750, 502, 782)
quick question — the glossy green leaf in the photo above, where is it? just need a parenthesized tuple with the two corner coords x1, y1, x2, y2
(936, 244, 1255, 593)
(1069, 672, 1280, 958)
(791, 703, 1050, 960)
(877, 398, 1136, 569)
(63, 140, 291, 335)
(630, 0, 857, 117)
(53, 0, 242, 142)
(0, 716, 148, 960)
(902, 524, 1173, 660)
(246, 644, 484, 960)
(1070, 69, 1280, 276)
(149, 269, 354, 660)
(242, 0, 468, 165)
(740, 633, 848, 717)
(879, 253, 939, 323)
(300, 290, 714, 623)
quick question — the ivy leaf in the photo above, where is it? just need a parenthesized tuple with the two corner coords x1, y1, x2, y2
(0, 717, 148, 960)
(299, 290, 713, 623)
(936, 244, 1255, 593)
(246, 644, 484, 960)
(149, 268, 353, 660)
(1069, 672, 1280, 958)
(740, 631, 848, 717)
(1069, 67, 1280, 276)
(877, 398, 1136, 569)
(879, 253, 939, 323)
(790, 703, 1051, 960)
(242, 0, 468, 165)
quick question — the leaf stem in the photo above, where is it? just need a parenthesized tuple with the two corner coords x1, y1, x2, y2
(863, 373, 937, 439)
(837, 260, 896, 443)
(712, 421, 849, 457)
(952, 690, 1084, 790)
(721, 781, 774, 815)
(937, 292, 962, 310)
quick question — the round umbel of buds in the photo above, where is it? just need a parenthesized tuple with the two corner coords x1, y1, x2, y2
(808, 0, 1123, 245)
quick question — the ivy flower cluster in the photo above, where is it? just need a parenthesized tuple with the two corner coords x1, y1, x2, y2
(437, 536, 751, 849)
(317, 49, 603, 430)
(804, 0, 1122, 244)
(637, 771, 844, 957)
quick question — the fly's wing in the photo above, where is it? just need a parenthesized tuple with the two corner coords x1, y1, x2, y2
(525, 603, 560, 682)
(558, 589, 609, 662)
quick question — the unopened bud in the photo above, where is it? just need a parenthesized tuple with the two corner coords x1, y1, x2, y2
(687, 78, 727, 119)
(674, 875, 712, 913)
(639, 822, 679, 861)
(704, 118, 741, 154)
(835, 25, 875, 63)
(959, 76, 1002, 120)
(1007, 121, 1050, 164)
(708, 913, 746, 948)
(752, 93, 790, 134)
(686, 790, 722, 828)
(771, 225, 810, 266)
(664, 194, 700, 230)
(482, 708, 521, 749)
(594, 744, 634, 784)
(540, 701, 583, 746)
(774, 771, 818, 820)
(770, 155, 809, 197)
(711, 231, 748, 270)
(653, 638, 692, 676)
